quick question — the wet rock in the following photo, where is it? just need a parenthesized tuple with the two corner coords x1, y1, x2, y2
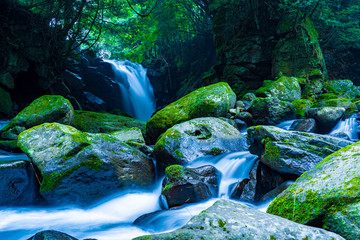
(247, 125, 352, 175)
(235, 111, 252, 125)
(326, 79, 360, 99)
(0, 159, 41, 206)
(267, 140, 360, 239)
(26, 230, 77, 240)
(290, 118, 317, 133)
(231, 160, 284, 202)
(154, 117, 247, 169)
(0, 87, 12, 117)
(73, 110, 145, 134)
(259, 181, 293, 202)
(0, 95, 74, 140)
(135, 200, 344, 240)
(18, 123, 155, 205)
(255, 76, 302, 102)
(249, 97, 295, 125)
(161, 165, 221, 208)
(306, 107, 345, 133)
(146, 82, 236, 143)
(229, 179, 249, 200)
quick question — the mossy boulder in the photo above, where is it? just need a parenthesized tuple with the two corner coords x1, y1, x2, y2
(267, 140, 360, 239)
(73, 110, 145, 134)
(0, 95, 74, 140)
(0, 87, 12, 116)
(307, 107, 345, 133)
(256, 76, 302, 102)
(313, 98, 355, 112)
(18, 123, 155, 205)
(154, 117, 247, 170)
(249, 97, 295, 125)
(0, 159, 40, 206)
(135, 199, 344, 240)
(292, 99, 313, 117)
(146, 82, 236, 143)
(326, 80, 360, 99)
(324, 201, 360, 240)
(161, 165, 221, 208)
(27, 230, 77, 240)
(110, 127, 145, 144)
(247, 126, 352, 175)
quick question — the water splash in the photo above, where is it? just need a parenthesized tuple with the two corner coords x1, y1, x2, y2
(330, 114, 358, 140)
(276, 119, 296, 131)
(104, 60, 156, 121)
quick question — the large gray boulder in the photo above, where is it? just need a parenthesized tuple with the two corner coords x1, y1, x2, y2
(154, 117, 247, 170)
(0, 95, 74, 140)
(307, 107, 345, 133)
(135, 199, 344, 240)
(267, 140, 360, 240)
(146, 82, 236, 143)
(247, 125, 352, 175)
(18, 123, 155, 205)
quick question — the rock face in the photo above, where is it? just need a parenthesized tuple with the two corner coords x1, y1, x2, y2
(135, 199, 344, 240)
(256, 76, 302, 102)
(231, 160, 284, 202)
(247, 126, 352, 175)
(154, 117, 247, 169)
(18, 123, 155, 205)
(146, 82, 236, 142)
(307, 107, 345, 133)
(73, 110, 146, 134)
(0, 95, 74, 140)
(267, 141, 360, 239)
(0, 159, 40, 206)
(26, 230, 78, 240)
(161, 165, 221, 208)
(249, 97, 295, 125)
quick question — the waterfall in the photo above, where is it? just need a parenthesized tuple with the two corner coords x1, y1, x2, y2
(104, 60, 156, 121)
(330, 114, 358, 141)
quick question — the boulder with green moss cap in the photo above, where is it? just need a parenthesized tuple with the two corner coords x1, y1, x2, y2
(18, 123, 155, 205)
(306, 107, 345, 133)
(154, 117, 247, 170)
(73, 110, 145, 134)
(135, 199, 344, 240)
(161, 165, 221, 208)
(146, 82, 236, 143)
(27, 230, 77, 240)
(267, 140, 360, 240)
(247, 125, 352, 176)
(249, 97, 295, 125)
(256, 76, 302, 102)
(0, 95, 74, 140)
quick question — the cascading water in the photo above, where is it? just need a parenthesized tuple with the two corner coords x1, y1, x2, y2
(330, 114, 359, 141)
(104, 60, 156, 121)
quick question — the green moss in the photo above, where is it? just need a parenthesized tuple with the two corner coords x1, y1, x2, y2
(209, 147, 223, 155)
(174, 150, 184, 158)
(291, 99, 313, 117)
(165, 165, 186, 180)
(263, 142, 281, 163)
(162, 183, 174, 194)
(218, 219, 226, 228)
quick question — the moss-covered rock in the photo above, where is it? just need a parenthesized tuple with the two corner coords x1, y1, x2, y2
(27, 230, 77, 240)
(73, 110, 146, 134)
(110, 127, 145, 144)
(267, 140, 360, 238)
(0, 95, 74, 140)
(247, 125, 352, 175)
(324, 201, 360, 240)
(313, 98, 355, 112)
(249, 97, 295, 125)
(292, 99, 313, 117)
(135, 199, 344, 240)
(273, 17, 326, 84)
(326, 80, 360, 99)
(18, 123, 155, 205)
(146, 82, 236, 143)
(0, 87, 12, 116)
(161, 165, 221, 208)
(256, 76, 302, 102)
(154, 117, 247, 170)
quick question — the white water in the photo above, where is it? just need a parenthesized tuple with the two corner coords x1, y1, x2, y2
(0, 150, 269, 240)
(276, 119, 297, 131)
(104, 60, 156, 121)
(330, 114, 358, 140)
